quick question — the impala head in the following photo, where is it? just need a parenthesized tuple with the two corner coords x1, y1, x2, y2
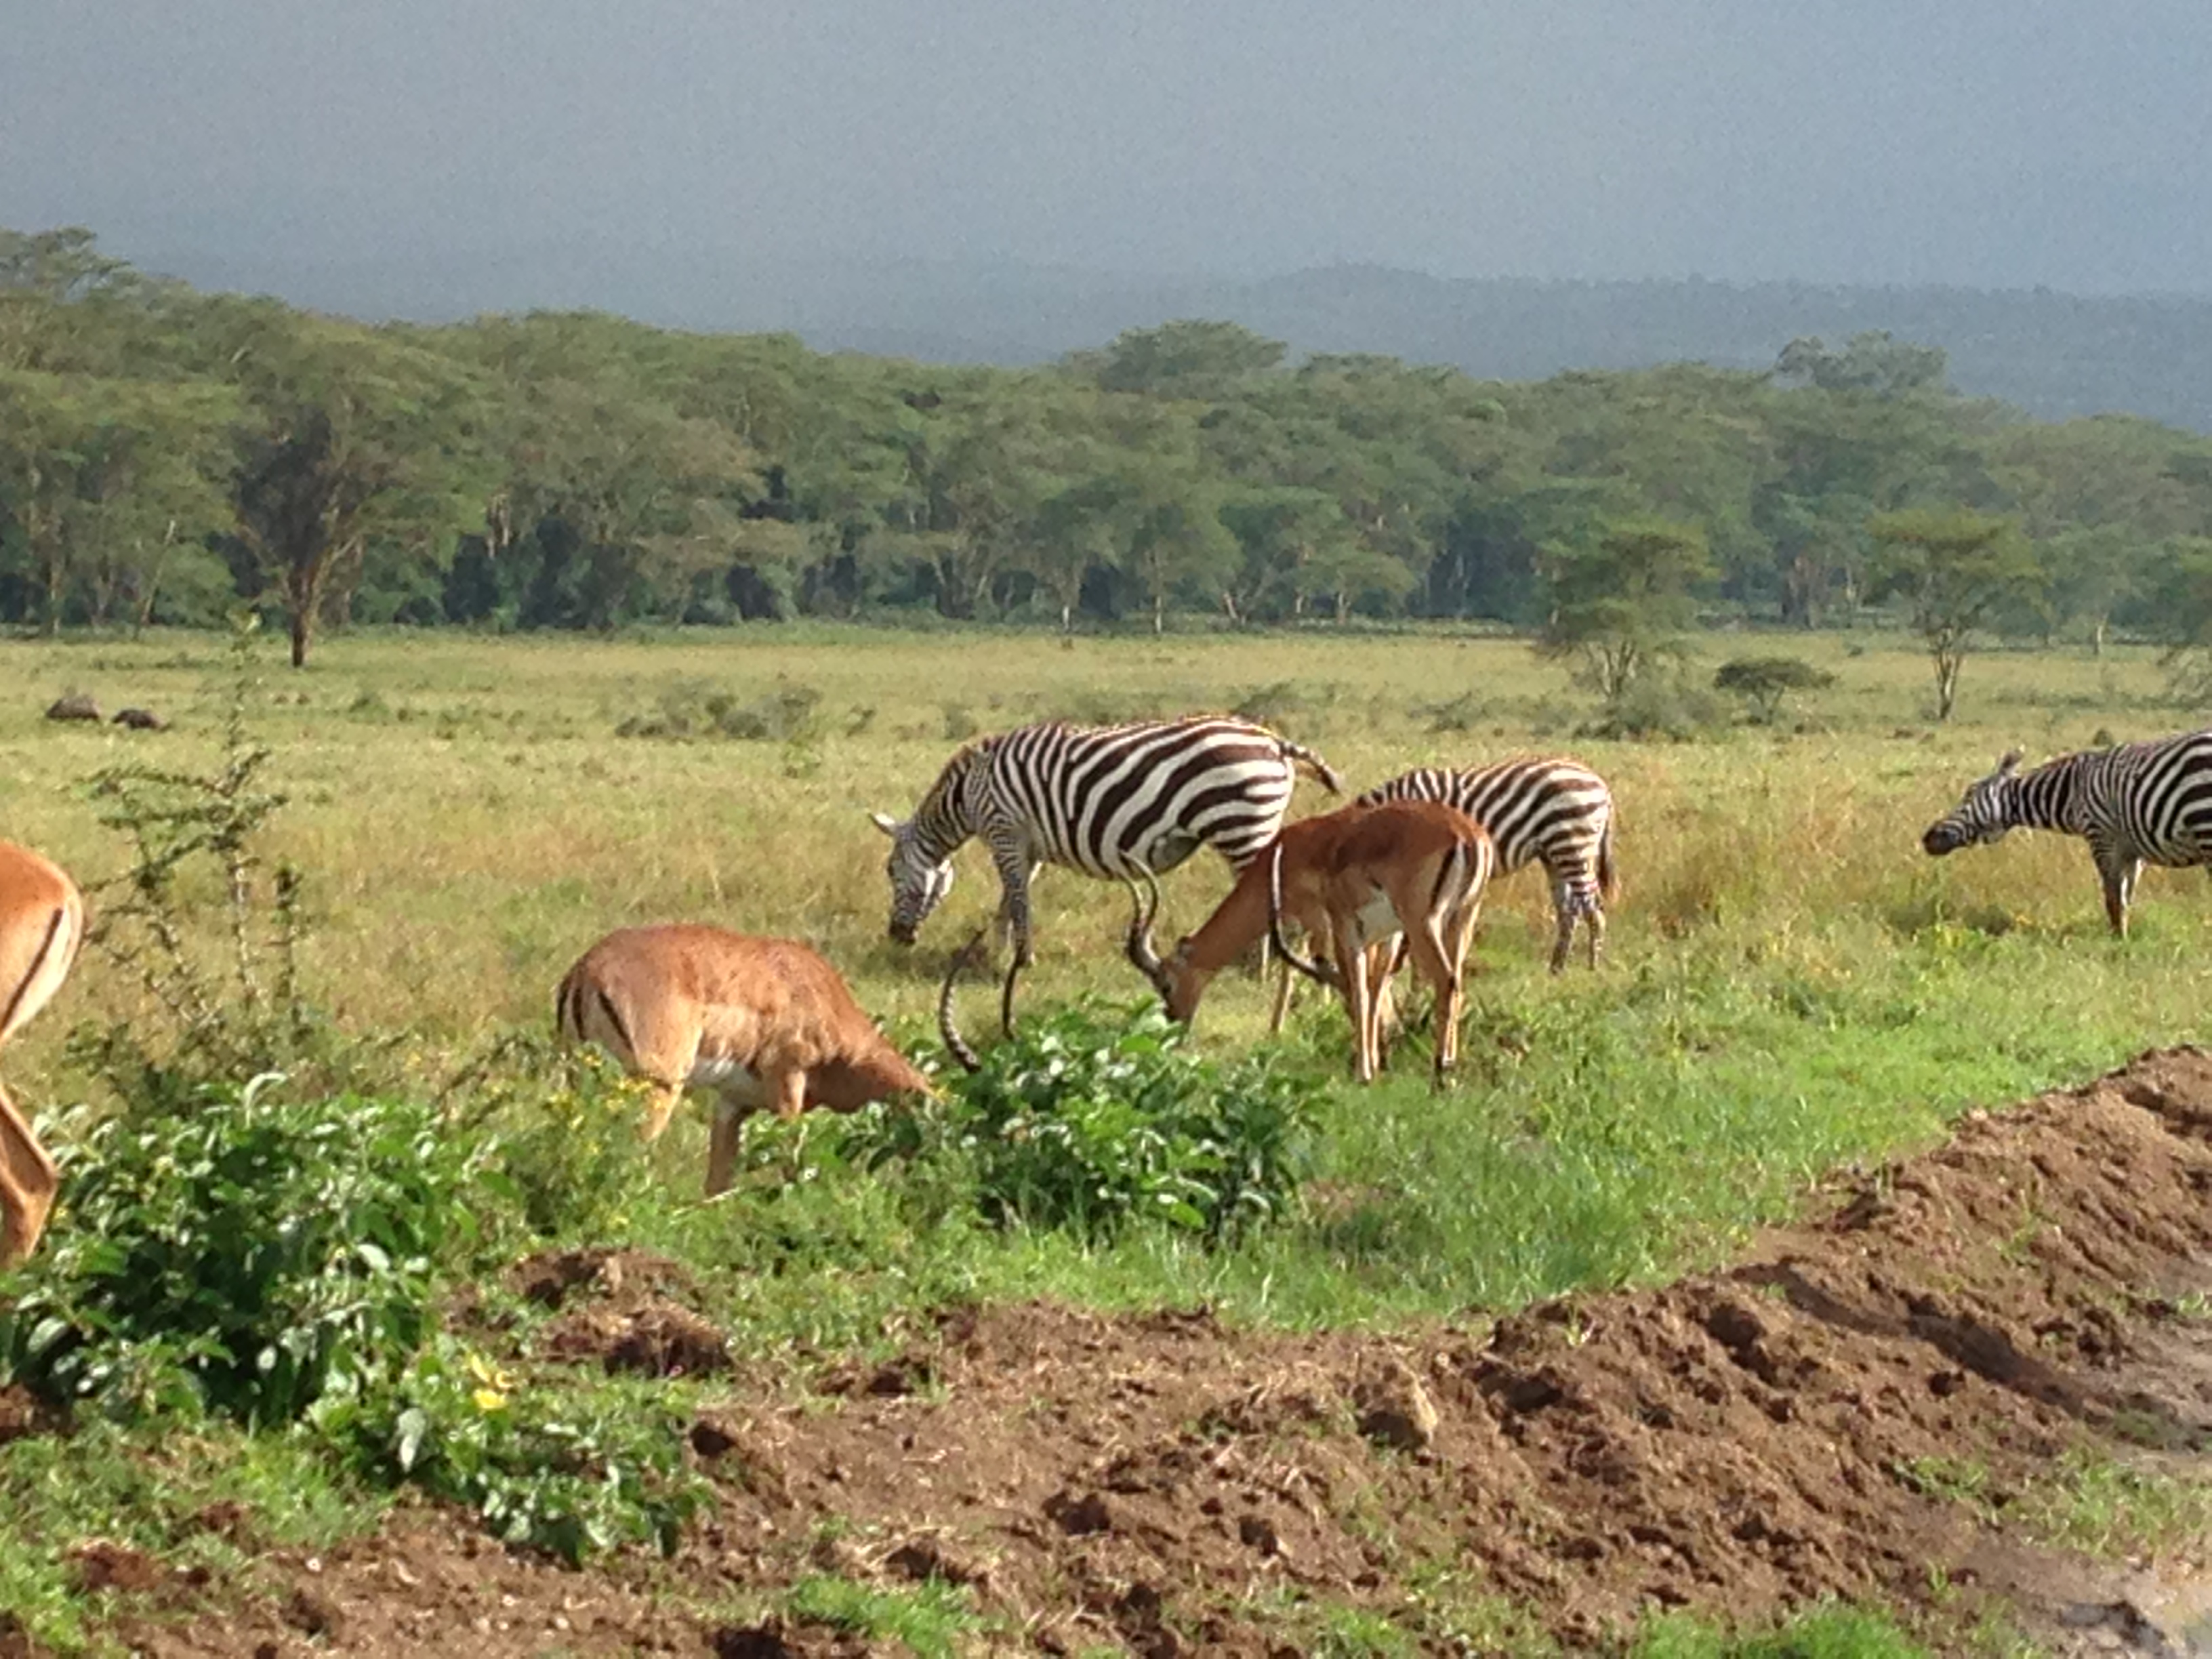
(1923, 750, 2024, 856)
(1123, 904, 1206, 1023)
(869, 811, 956, 945)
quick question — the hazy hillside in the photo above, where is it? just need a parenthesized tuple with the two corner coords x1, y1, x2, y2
(133, 239, 2212, 432)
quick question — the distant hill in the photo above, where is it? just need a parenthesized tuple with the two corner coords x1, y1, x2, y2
(131, 239, 2212, 432)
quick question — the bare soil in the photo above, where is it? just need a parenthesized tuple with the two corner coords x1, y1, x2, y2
(104, 1049, 2212, 1654)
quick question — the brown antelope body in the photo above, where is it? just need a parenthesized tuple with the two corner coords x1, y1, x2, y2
(1128, 801, 1494, 1084)
(556, 924, 930, 1196)
(0, 840, 86, 1267)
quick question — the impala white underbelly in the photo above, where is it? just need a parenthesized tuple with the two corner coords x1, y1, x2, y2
(689, 1054, 767, 1104)
(1344, 888, 1403, 950)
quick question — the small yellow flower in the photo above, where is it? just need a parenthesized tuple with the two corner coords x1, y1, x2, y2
(472, 1387, 509, 1412)
(464, 1353, 516, 1393)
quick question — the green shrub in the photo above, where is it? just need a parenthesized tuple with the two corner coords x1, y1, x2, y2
(463, 1042, 660, 1240)
(0, 1080, 489, 1426)
(317, 1335, 708, 1563)
(863, 1001, 1318, 1241)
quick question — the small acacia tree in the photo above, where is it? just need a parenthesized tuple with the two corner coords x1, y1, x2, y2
(1713, 655, 1837, 724)
(1868, 509, 2042, 721)
(1536, 517, 1713, 705)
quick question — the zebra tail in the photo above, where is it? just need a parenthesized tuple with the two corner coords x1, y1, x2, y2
(1597, 817, 1620, 901)
(1280, 739, 1345, 796)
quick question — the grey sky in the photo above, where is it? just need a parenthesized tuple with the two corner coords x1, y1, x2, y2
(6, 1, 2211, 295)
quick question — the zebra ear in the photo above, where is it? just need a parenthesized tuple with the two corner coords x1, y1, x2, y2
(868, 811, 901, 838)
(1996, 750, 2024, 777)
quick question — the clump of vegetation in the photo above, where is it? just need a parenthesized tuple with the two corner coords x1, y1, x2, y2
(1578, 672, 1726, 741)
(864, 1001, 1319, 1241)
(617, 678, 824, 741)
(318, 1337, 709, 1563)
(0, 1079, 488, 1425)
(1714, 655, 1838, 724)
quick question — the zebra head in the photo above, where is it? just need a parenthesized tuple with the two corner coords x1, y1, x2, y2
(1922, 750, 2024, 856)
(869, 811, 956, 944)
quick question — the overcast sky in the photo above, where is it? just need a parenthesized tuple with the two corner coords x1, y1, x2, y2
(6, 1, 2211, 295)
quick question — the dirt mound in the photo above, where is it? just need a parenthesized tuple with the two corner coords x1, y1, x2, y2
(516, 1244, 733, 1378)
(130, 1049, 2212, 1655)
(510, 1245, 690, 1310)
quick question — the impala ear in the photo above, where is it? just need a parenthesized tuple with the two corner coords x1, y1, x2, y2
(1996, 750, 2024, 777)
(868, 811, 901, 838)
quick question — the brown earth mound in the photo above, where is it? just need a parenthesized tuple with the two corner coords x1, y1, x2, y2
(130, 1049, 2212, 1656)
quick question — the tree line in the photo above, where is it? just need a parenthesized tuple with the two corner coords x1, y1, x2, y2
(7, 226, 2212, 692)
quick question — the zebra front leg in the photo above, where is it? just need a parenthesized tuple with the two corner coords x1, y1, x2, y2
(2092, 844, 2139, 938)
(1548, 880, 1575, 975)
(985, 841, 1038, 1035)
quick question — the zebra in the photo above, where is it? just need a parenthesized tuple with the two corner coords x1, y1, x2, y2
(1266, 756, 1618, 1031)
(1922, 734, 2212, 936)
(869, 715, 1344, 1033)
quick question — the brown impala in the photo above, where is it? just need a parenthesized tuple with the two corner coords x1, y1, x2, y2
(1125, 800, 1494, 1085)
(1, 840, 86, 1267)
(556, 924, 932, 1197)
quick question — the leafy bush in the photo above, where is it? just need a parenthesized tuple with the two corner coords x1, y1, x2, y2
(864, 1002, 1317, 1241)
(459, 1040, 660, 1240)
(1579, 673, 1726, 741)
(319, 1336, 708, 1563)
(0, 1079, 489, 1425)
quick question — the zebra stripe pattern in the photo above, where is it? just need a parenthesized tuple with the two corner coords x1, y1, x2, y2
(872, 716, 1343, 1027)
(1359, 758, 1618, 971)
(1922, 731, 2212, 936)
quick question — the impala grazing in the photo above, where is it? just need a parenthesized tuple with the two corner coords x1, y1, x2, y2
(556, 924, 931, 1197)
(1924, 733, 2212, 936)
(1359, 757, 1617, 971)
(871, 715, 1343, 1035)
(1126, 800, 1494, 1084)
(0, 840, 86, 1268)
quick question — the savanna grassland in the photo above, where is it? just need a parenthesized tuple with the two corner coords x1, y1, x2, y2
(5, 623, 2205, 1326)
(4, 623, 2212, 1658)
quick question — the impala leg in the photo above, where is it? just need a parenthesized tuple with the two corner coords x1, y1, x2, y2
(705, 1097, 748, 1198)
(1404, 919, 1463, 1085)
(1267, 960, 1297, 1034)
(638, 1078, 685, 1143)
(0, 1086, 58, 1269)
(1338, 938, 1376, 1084)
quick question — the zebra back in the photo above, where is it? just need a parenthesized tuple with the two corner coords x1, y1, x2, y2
(957, 716, 1335, 877)
(1361, 758, 1614, 890)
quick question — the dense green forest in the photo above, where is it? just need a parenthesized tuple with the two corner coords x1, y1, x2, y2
(8, 226, 2212, 675)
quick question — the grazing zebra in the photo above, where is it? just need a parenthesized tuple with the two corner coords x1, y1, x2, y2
(870, 716, 1344, 1032)
(1922, 734, 2212, 936)
(1267, 756, 1616, 1032)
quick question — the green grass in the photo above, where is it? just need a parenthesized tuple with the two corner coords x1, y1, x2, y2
(2022, 1448, 2212, 1561)
(1632, 1603, 1936, 1659)
(0, 1421, 377, 1650)
(780, 1573, 989, 1658)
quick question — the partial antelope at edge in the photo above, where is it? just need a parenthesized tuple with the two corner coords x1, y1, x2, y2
(1127, 800, 1494, 1084)
(555, 924, 932, 1197)
(0, 838, 86, 1268)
